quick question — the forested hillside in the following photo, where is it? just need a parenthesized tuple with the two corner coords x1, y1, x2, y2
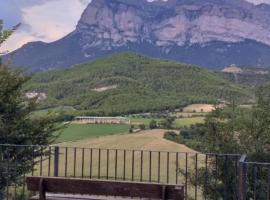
(25, 53, 250, 116)
(218, 67, 270, 90)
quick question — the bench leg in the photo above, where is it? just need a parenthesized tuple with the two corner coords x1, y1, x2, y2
(39, 178, 46, 200)
(162, 186, 167, 200)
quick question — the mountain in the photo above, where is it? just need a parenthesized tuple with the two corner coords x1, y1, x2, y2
(5, 0, 270, 71)
(24, 53, 250, 116)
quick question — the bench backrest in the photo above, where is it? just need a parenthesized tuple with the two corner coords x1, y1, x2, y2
(26, 176, 184, 200)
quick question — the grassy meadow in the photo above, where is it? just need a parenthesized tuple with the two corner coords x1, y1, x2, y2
(56, 124, 130, 143)
(55, 116, 205, 143)
(130, 116, 205, 128)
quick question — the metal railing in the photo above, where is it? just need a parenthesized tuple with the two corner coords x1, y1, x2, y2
(239, 155, 270, 200)
(0, 144, 269, 200)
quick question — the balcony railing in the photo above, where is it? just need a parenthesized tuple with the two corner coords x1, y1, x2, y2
(0, 144, 269, 200)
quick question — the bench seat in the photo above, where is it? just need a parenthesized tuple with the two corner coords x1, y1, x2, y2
(27, 177, 184, 200)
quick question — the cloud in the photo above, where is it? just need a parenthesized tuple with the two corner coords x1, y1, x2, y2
(0, 0, 92, 53)
(245, 0, 270, 4)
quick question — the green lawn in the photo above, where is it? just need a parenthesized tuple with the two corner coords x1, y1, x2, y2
(175, 117, 205, 128)
(130, 117, 205, 128)
(56, 124, 130, 143)
(55, 117, 204, 143)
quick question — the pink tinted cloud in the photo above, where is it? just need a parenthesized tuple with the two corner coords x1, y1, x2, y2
(1, 0, 91, 53)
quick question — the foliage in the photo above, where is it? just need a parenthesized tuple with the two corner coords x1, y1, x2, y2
(138, 124, 146, 130)
(159, 117, 176, 129)
(0, 63, 61, 198)
(149, 120, 157, 129)
(24, 53, 250, 116)
(165, 91, 270, 199)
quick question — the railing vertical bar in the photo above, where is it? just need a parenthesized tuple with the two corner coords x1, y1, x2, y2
(205, 154, 208, 200)
(106, 149, 109, 180)
(185, 152, 188, 199)
(73, 147, 77, 177)
(98, 149, 101, 179)
(40, 147, 43, 176)
(167, 152, 170, 184)
(140, 151, 143, 182)
(6, 147, 10, 200)
(54, 146, 59, 177)
(176, 152, 179, 185)
(31, 147, 35, 176)
(253, 165, 257, 200)
(65, 147, 68, 177)
(132, 150, 135, 181)
(48, 146, 51, 176)
(158, 151, 161, 183)
(149, 151, 152, 182)
(82, 148, 85, 178)
(235, 156, 239, 200)
(267, 166, 270, 200)
(123, 150, 126, 181)
(215, 154, 218, 200)
(22, 172, 26, 198)
(115, 149, 118, 180)
(14, 159, 18, 200)
(239, 155, 247, 200)
(225, 155, 228, 200)
(195, 153, 198, 200)
(90, 148, 92, 179)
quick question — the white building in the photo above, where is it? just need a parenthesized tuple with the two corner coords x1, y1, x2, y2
(74, 116, 130, 125)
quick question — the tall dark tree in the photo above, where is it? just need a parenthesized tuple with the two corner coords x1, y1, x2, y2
(0, 21, 61, 199)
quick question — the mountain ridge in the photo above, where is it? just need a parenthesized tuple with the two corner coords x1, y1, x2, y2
(5, 0, 270, 71)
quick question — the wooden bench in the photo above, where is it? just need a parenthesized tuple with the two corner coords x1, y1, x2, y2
(26, 176, 184, 200)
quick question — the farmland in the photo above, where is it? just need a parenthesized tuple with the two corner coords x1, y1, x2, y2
(56, 124, 130, 143)
(55, 116, 205, 143)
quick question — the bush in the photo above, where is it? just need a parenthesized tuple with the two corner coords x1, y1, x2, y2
(139, 124, 146, 130)
(149, 120, 157, 129)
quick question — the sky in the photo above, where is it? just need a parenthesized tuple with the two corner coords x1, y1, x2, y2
(0, 0, 270, 53)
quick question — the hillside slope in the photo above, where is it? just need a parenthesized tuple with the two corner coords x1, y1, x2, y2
(218, 66, 270, 90)
(25, 53, 250, 116)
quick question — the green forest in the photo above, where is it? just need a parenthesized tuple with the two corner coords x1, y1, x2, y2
(25, 53, 251, 116)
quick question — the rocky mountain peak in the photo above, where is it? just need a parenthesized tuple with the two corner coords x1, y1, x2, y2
(5, 0, 270, 71)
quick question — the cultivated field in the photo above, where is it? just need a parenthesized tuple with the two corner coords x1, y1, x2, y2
(56, 124, 129, 143)
(130, 117, 205, 128)
(55, 116, 205, 142)
(182, 104, 216, 113)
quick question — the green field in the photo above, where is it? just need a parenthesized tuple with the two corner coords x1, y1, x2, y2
(174, 117, 205, 128)
(130, 117, 205, 128)
(56, 124, 130, 143)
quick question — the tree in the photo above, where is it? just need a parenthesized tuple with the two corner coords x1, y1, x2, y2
(175, 93, 270, 199)
(0, 21, 61, 199)
(149, 120, 157, 129)
(139, 124, 146, 130)
(160, 117, 175, 129)
(0, 20, 14, 47)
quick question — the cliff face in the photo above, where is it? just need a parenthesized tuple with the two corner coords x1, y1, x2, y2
(6, 0, 270, 71)
(77, 0, 270, 48)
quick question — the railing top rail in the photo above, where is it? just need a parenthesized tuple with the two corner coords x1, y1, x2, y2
(245, 161, 270, 166)
(0, 144, 242, 156)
